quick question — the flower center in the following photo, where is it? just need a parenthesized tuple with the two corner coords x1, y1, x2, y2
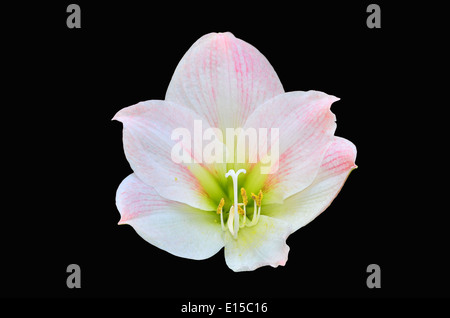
(217, 169, 264, 239)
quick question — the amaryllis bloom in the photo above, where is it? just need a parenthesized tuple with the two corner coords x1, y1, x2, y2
(114, 32, 357, 272)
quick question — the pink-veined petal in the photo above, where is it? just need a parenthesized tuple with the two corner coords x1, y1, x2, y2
(224, 215, 291, 272)
(165, 32, 284, 132)
(116, 173, 224, 260)
(264, 137, 357, 233)
(242, 91, 338, 203)
(113, 100, 226, 211)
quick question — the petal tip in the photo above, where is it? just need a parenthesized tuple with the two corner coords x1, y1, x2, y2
(327, 94, 340, 104)
(111, 110, 124, 122)
(212, 31, 236, 39)
(117, 216, 127, 225)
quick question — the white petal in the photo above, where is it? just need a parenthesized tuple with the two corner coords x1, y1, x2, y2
(113, 100, 227, 211)
(224, 215, 291, 272)
(116, 173, 224, 260)
(242, 91, 338, 202)
(264, 137, 357, 233)
(166, 32, 284, 132)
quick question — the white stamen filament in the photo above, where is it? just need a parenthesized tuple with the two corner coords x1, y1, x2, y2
(239, 203, 246, 228)
(220, 208, 225, 231)
(252, 200, 257, 225)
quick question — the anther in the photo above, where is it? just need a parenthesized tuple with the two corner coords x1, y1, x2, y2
(241, 188, 248, 205)
(248, 189, 263, 226)
(251, 190, 263, 207)
(217, 198, 225, 231)
(251, 193, 259, 207)
(217, 198, 225, 214)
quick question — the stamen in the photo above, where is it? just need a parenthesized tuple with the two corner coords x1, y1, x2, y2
(256, 190, 263, 223)
(217, 198, 225, 214)
(217, 198, 225, 231)
(258, 190, 263, 206)
(252, 190, 263, 207)
(241, 188, 248, 205)
(248, 190, 263, 226)
(250, 192, 258, 225)
(251, 192, 257, 203)
(239, 188, 247, 228)
(237, 205, 246, 228)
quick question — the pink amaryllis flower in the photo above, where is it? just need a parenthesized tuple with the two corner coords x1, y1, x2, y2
(113, 32, 357, 272)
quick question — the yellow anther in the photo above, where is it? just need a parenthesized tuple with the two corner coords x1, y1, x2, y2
(238, 205, 245, 216)
(217, 198, 225, 214)
(241, 188, 248, 205)
(251, 190, 263, 207)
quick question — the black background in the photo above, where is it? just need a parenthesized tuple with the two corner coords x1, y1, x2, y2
(2, 0, 447, 305)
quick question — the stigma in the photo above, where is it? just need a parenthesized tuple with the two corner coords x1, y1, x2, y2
(218, 169, 264, 239)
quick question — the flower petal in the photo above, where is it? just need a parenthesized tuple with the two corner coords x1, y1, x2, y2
(165, 32, 284, 132)
(264, 137, 357, 233)
(242, 91, 338, 203)
(113, 100, 228, 211)
(224, 215, 291, 272)
(116, 173, 224, 260)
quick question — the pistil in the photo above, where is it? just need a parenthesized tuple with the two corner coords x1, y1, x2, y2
(225, 169, 246, 238)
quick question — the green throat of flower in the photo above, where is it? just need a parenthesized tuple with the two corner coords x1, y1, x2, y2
(217, 169, 264, 239)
